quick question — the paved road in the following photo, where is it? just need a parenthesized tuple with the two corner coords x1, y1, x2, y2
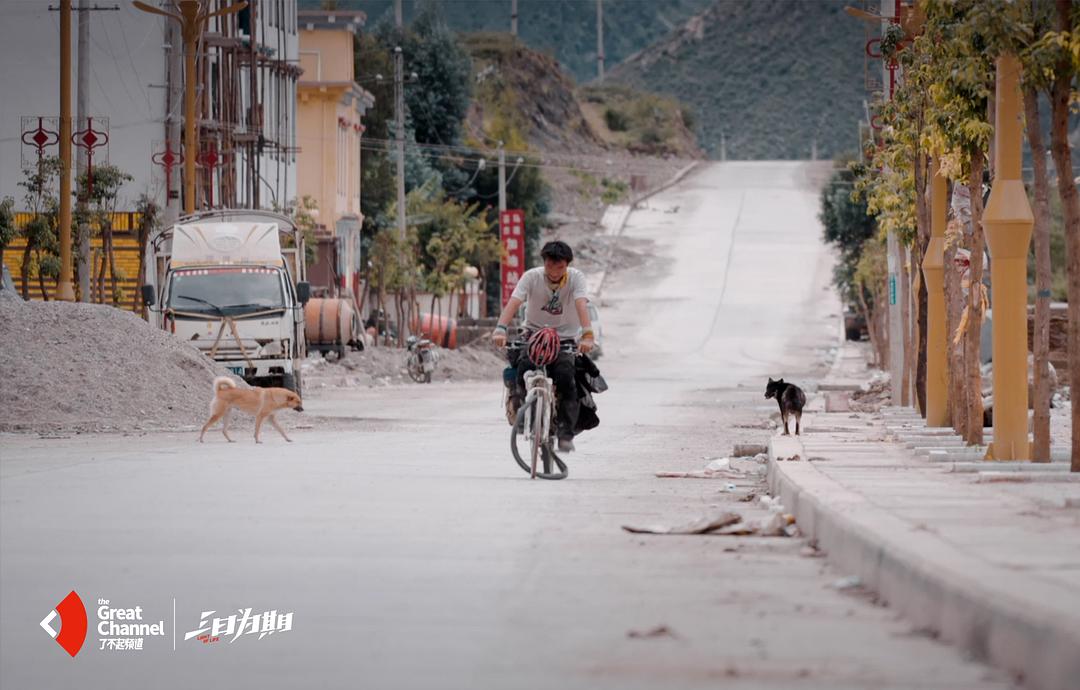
(1, 162, 1017, 689)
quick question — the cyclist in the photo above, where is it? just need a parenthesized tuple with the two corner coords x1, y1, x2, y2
(492, 240, 595, 452)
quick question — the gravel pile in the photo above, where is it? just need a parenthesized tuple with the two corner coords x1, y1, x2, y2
(302, 338, 507, 390)
(0, 291, 233, 433)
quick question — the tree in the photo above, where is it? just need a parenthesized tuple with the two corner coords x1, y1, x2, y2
(407, 184, 500, 320)
(17, 158, 62, 300)
(920, 0, 995, 444)
(76, 164, 132, 305)
(0, 196, 15, 273)
(1046, 0, 1080, 471)
(404, 2, 472, 149)
(134, 194, 160, 313)
(820, 164, 884, 364)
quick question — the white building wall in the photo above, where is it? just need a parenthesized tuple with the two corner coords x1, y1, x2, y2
(0, 1, 298, 214)
(0, 3, 167, 211)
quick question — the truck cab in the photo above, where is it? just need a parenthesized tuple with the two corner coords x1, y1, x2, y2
(142, 210, 310, 394)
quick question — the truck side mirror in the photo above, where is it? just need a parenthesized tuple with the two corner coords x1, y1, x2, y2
(296, 281, 311, 305)
(141, 284, 156, 307)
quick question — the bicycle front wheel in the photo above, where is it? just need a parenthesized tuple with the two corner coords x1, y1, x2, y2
(510, 399, 568, 480)
(530, 397, 545, 478)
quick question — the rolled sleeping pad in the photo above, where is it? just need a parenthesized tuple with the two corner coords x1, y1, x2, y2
(304, 298, 356, 347)
(411, 312, 457, 349)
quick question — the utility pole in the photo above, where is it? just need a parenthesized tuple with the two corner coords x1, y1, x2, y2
(394, 43, 406, 240)
(163, 14, 183, 230)
(498, 142, 506, 212)
(720, 130, 727, 162)
(57, 0, 76, 301)
(393, 0, 406, 240)
(76, 0, 90, 302)
(596, 0, 605, 82)
(511, 0, 518, 36)
(882, 0, 903, 407)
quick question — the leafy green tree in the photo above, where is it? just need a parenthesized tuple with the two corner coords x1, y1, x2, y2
(405, 183, 499, 318)
(18, 157, 62, 300)
(821, 163, 884, 365)
(821, 165, 876, 303)
(76, 164, 133, 304)
(0, 196, 15, 275)
(404, 3, 471, 147)
(134, 194, 160, 312)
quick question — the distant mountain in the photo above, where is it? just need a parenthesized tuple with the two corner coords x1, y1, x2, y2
(302, 0, 714, 84)
(608, 0, 867, 160)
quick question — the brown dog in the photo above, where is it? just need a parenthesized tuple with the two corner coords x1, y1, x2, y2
(200, 376, 304, 443)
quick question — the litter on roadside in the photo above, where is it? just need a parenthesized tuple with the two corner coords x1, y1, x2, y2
(830, 575, 862, 590)
(622, 511, 741, 535)
(732, 443, 768, 457)
(655, 455, 767, 480)
(627, 625, 678, 639)
(622, 508, 798, 538)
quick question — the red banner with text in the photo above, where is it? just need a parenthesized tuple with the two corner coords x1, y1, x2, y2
(499, 209, 525, 306)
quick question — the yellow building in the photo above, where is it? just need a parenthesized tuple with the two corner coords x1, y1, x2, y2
(297, 10, 374, 302)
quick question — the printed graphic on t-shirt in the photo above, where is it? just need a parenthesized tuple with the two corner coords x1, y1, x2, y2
(542, 290, 563, 316)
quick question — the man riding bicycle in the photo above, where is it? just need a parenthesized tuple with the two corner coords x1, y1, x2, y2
(492, 241, 595, 453)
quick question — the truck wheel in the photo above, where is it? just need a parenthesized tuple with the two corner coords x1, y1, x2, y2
(283, 371, 303, 397)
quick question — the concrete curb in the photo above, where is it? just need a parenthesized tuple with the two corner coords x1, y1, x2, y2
(766, 433, 1080, 690)
(593, 161, 701, 299)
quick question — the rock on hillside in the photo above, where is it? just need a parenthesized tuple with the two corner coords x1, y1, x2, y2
(609, 0, 866, 161)
(461, 33, 702, 232)
(463, 32, 602, 153)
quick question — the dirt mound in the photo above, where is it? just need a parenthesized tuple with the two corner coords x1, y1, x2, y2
(0, 294, 232, 433)
(302, 338, 507, 390)
(464, 33, 602, 154)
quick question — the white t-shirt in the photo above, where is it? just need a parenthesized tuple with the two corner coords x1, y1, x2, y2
(511, 267, 588, 339)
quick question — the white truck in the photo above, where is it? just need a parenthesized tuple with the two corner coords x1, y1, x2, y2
(142, 209, 311, 395)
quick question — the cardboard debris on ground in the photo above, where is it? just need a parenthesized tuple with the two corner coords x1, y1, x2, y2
(622, 511, 741, 535)
(732, 443, 768, 457)
(622, 508, 798, 538)
(655, 454, 767, 479)
(627, 625, 678, 640)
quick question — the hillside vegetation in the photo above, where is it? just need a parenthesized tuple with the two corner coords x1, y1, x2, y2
(609, 0, 866, 160)
(462, 33, 699, 159)
(315, 0, 713, 84)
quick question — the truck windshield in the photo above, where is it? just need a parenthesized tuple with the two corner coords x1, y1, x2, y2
(168, 267, 285, 316)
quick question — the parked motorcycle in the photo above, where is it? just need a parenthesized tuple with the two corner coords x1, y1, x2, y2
(405, 335, 439, 383)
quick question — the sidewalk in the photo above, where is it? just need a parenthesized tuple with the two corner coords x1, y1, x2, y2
(768, 344, 1080, 690)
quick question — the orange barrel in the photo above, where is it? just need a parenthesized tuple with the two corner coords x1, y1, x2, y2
(304, 298, 356, 348)
(412, 312, 458, 349)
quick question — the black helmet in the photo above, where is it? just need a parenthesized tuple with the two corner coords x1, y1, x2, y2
(540, 240, 574, 264)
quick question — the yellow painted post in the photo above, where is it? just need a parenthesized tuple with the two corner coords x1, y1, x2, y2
(56, 0, 76, 301)
(922, 157, 949, 426)
(179, 1, 200, 216)
(983, 54, 1034, 460)
(133, 1, 246, 216)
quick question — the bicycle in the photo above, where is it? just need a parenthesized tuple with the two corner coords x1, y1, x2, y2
(505, 341, 574, 480)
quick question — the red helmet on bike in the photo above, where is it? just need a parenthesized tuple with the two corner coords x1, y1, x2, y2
(527, 327, 561, 366)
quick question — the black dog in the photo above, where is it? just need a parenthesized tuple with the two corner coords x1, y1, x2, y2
(765, 378, 806, 436)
